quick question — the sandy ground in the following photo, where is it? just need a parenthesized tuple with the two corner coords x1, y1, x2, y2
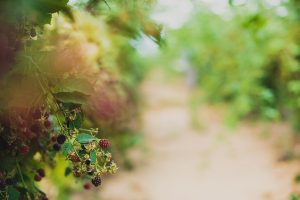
(73, 71, 300, 200)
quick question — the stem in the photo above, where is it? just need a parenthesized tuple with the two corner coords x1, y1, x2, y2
(79, 128, 98, 134)
(103, 0, 111, 10)
(16, 161, 32, 200)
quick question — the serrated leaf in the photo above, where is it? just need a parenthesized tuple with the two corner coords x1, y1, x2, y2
(76, 133, 97, 144)
(61, 142, 72, 156)
(7, 186, 20, 200)
(90, 150, 97, 164)
(54, 92, 89, 104)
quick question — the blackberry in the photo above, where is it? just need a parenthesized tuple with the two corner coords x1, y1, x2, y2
(99, 139, 109, 149)
(56, 134, 66, 144)
(34, 174, 42, 182)
(91, 176, 101, 187)
(53, 143, 61, 151)
(37, 169, 45, 177)
(85, 159, 91, 165)
(83, 182, 92, 190)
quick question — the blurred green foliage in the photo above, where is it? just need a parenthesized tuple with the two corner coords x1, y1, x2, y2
(160, 1, 300, 128)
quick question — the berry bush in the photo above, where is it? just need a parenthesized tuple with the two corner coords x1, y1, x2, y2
(0, 0, 161, 199)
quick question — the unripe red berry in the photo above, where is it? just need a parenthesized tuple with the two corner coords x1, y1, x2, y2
(22, 128, 33, 139)
(44, 120, 51, 129)
(69, 154, 80, 162)
(19, 144, 30, 155)
(83, 182, 92, 190)
(51, 136, 57, 143)
(34, 174, 42, 182)
(99, 139, 109, 149)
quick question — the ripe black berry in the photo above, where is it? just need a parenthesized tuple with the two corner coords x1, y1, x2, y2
(56, 134, 66, 144)
(84, 182, 92, 190)
(91, 176, 101, 187)
(99, 139, 109, 149)
(85, 159, 91, 165)
(37, 169, 45, 178)
(34, 174, 42, 182)
(53, 143, 61, 151)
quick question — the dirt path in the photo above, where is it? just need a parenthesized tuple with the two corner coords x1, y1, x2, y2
(93, 72, 298, 200)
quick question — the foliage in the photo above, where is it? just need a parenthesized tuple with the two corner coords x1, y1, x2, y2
(160, 1, 300, 127)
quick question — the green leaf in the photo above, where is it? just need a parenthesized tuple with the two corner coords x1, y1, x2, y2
(76, 133, 97, 144)
(69, 112, 83, 130)
(7, 186, 20, 200)
(90, 150, 97, 164)
(61, 142, 72, 156)
(54, 78, 94, 95)
(54, 92, 89, 104)
(64, 167, 72, 177)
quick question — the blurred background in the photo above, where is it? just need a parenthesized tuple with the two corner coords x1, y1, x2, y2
(71, 0, 300, 199)
(2, 0, 300, 199)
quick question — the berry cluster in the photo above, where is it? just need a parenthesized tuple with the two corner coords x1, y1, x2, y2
(34, 168, 46, 182)
(52, 134, 67, 151)
(64, 135, 117, 190)
(0, 107, 53, 157)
